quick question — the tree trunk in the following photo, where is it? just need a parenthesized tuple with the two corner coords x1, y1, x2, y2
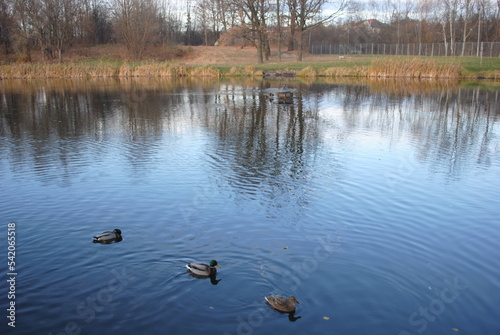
(257, 41, 264, 63)
(461, 0, 471, 56)
(288, 10, 296, 51)
(264, 34, 270, 60)
(441, 21, 448, 56)
(277, 0, 282, 62)
(296, 29, 303, 61)
(476, 7, 482, 57)
(448, 8, 455, 55)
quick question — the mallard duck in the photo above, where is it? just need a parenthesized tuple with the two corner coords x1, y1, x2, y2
(265, 295, 300, 313)
(93, 229, 122, 244)
(186, 260, 221, 276)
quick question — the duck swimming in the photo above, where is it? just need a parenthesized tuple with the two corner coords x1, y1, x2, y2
(186, 260, 221, 277)
(93, 229, 122, 244)
(265, 295, 300, 313)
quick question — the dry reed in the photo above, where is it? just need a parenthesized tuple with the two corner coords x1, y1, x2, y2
(296, 66, 317, 77)
(0, 58, 474, 80)
(244, 65, 257, 76)
(0, 62, 219, 79)
(369, 59, 460, 79)
(322, 66, 368, 77)
(190, 66, 220, 77)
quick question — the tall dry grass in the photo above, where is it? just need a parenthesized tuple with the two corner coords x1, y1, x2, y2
(0, 62, 121, 79)
(322, 66, 368, 77)
(224, 66, 259, 76)
(368, 58, 461, 79)
(296, 66, 317, 77)
(0, 58, 469, 79)
(190, 65, 220, 77)
(0, 62, 220, 79)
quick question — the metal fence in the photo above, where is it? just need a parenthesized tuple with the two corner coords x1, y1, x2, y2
(310, 42, 500, 58)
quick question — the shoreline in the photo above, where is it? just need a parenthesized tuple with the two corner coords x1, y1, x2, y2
(1, 57, 499, 80)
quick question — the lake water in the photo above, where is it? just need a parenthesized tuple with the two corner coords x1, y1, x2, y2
(1, 78, 499, 335)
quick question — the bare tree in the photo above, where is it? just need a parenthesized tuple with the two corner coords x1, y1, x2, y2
(12, 0, 78, 62)
(389, 0, 413, 46)
(76, 0, 112, 45)
(415, 0, 433, 52)
(460, 0, 475, 56)
(113, 0, 159, 60)
(286, 0, 297, 51)
(439, 0, 460, 55)
(12, 0, 31, 61)
(52, 0, 78, 61)
(157, 0, 184, 44)
(0, 0, 14, 54)
(197, 0, 236, 45)
(233, 0, 270, 63)
(289, 0, 348, 61)
(197, 0, 211, 45)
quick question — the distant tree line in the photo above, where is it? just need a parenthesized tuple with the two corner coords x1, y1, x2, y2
(0, 0, 499, 62)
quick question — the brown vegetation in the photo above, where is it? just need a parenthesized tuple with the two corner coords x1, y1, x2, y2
(0, 59, 218, 79)
(0, 45, 498, 80)
(368, 59, 461, 79)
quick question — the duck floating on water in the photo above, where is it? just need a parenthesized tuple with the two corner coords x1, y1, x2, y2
(93, 229, 122, 244)
(265, 295, 300, 313)
(186, 260, 221, 277)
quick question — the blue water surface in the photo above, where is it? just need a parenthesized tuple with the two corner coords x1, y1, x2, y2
(0, 79, 499, 335)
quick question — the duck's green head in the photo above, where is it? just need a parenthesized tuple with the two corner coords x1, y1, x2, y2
(210, 260, 221, 268)
(113, 229, 122, 235)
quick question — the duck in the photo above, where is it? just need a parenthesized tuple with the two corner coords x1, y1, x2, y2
(265, 295, 300, 313)
(186, 260, 221, 277)
(93, 229, 122, 244)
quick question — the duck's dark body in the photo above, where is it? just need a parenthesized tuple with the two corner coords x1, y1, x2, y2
(93, 229, 122, 244)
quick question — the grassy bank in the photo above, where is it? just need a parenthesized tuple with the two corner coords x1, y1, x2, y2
(1, 55, 499, 80)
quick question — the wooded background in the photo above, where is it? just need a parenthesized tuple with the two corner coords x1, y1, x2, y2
(0, 0, 499, 62)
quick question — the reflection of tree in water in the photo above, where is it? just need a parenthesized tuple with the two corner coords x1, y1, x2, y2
(2, 80, 323, 221)
(0, 80, 196, 185)
(1, 79, 498, 192)
(192, 84, 323, 218)
(323, 82, 500, 180)
(0, 88, 110, 186)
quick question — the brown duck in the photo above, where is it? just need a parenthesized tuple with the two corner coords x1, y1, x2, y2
(265, 295, 300, 313)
